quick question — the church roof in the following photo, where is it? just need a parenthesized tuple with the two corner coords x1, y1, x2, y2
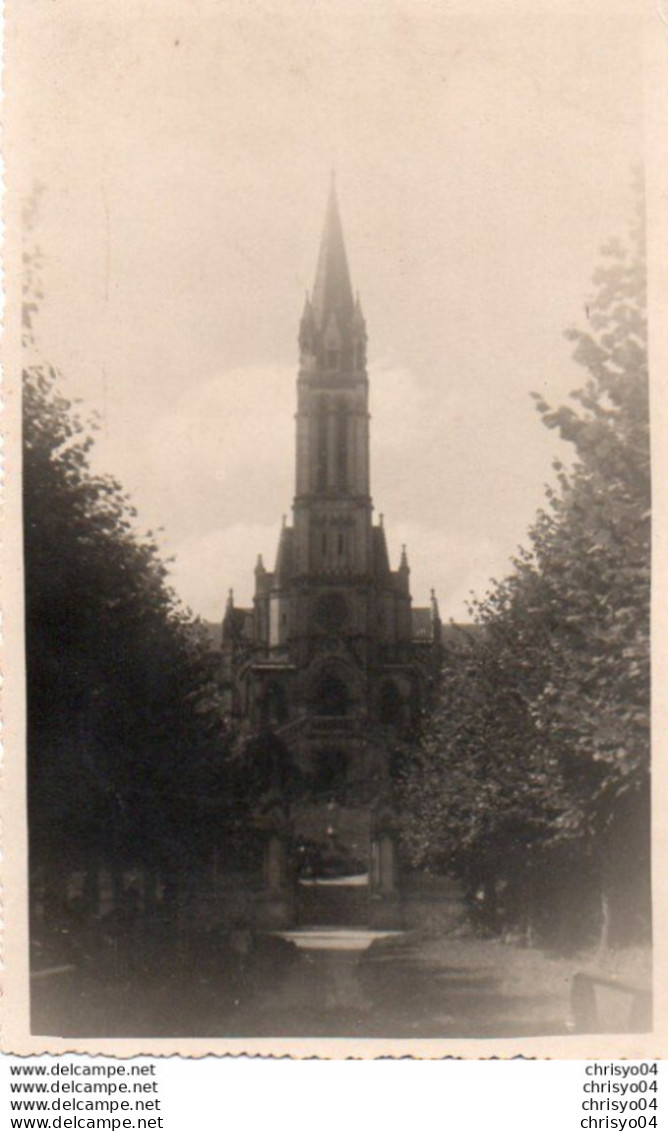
(372, 525, 391, 576)
(197, 620, 223, 651)
(411, 613, 479, 647)
(311, 175, 355, 332)
(440, 622, 484, 649)
(274, 524, 295, 583)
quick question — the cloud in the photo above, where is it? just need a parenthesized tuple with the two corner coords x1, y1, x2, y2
(146, 362, 295, 494)
(141, 359, 455, 538)
(147, 360, 439, 493)
(387, 520, 512, 621)
(166, 514, 512, 628)
(369, 361, 434, 456)
(166, 521, 283, 621)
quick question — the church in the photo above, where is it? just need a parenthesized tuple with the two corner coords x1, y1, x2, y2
(221, 181, 442, 905)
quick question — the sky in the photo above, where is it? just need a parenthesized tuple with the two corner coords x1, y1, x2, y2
(18, 0, 644, 624)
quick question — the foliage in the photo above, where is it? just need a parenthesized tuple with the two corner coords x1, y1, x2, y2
(530, 204, 649, 838)
(24, 360, 237, 873)
(400, 198, 650, 947)
(22, 212, 236, 877)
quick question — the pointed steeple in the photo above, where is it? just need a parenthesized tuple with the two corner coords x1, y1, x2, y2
(274, 519, 294, 584)
(430, 589, 442, 645)
(397, 543, 410, 594)
(352, 292, 366, 333)
(254, 553, 270, 596)
(311, 174, 355, 332)
(299, 292, 315, 350)
(222, 588, 236, 644)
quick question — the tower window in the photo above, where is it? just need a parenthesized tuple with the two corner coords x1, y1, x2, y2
(322, 531, 328, 556)
(336, 409, 347, 488)
(337, 531, 345, 555)
(326, 348, 339, 369)
(316, 406, 327, 491)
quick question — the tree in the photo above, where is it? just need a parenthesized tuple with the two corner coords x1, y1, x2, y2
(401, 196, 650, 949)
(22, 210, 237, 918)
(530, 195, 650, 944)
(24, 363, 236, 872)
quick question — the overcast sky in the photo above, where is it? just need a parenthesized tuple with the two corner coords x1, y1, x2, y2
(19, 0, 644, 623)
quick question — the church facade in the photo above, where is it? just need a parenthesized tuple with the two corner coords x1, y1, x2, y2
(221, 182, 441, 848)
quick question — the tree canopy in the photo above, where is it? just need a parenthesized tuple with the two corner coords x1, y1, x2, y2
(400, 199, 650, 948)
(22, 219, 236, 878)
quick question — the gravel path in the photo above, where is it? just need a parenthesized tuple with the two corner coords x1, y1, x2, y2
(32, 927, 577, 1038)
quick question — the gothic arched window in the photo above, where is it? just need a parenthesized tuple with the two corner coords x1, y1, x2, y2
(265, 682, 288, 725)
(336, 407, 347, 489)
(316, 400, 328, 491)
(379, 681, 403, 727)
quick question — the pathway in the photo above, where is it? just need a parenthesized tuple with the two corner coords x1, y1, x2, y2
(223, 927, 569, 1038)
(32, 926, 572, 1039)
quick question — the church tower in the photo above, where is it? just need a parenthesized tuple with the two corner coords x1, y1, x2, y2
(222, 179, 441, 831)
(294, 178, 371, 592)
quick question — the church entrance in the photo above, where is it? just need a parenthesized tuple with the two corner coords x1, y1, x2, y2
(292, 802, 370, 927)
(257, 802, 402, 930)
(312, 747, 349, 799)
(296, 873, 370, 927)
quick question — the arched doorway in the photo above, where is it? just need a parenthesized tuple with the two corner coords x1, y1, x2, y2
(314, 747, 349, 796)
(379, 680, 403, 727)
(264, 681, 288, 725)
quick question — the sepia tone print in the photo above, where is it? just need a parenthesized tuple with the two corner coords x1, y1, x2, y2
(3, 0, 662, 1055)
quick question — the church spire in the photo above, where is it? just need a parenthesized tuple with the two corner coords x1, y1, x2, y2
(311, 175, 355, 331)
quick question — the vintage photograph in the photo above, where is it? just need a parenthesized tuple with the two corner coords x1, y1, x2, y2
(10, 0, 653, 1049)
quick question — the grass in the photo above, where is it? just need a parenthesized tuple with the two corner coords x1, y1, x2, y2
(408, 930, 649, 990)
(363, 927, 652, 1035)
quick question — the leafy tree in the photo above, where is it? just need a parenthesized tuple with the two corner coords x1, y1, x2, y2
(401, 197, 650, 949)
(24, 363, 236, 872)
(534, 208, 648, 800)
(22, 208, 237, 921)
(530, 197, 650, 944)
